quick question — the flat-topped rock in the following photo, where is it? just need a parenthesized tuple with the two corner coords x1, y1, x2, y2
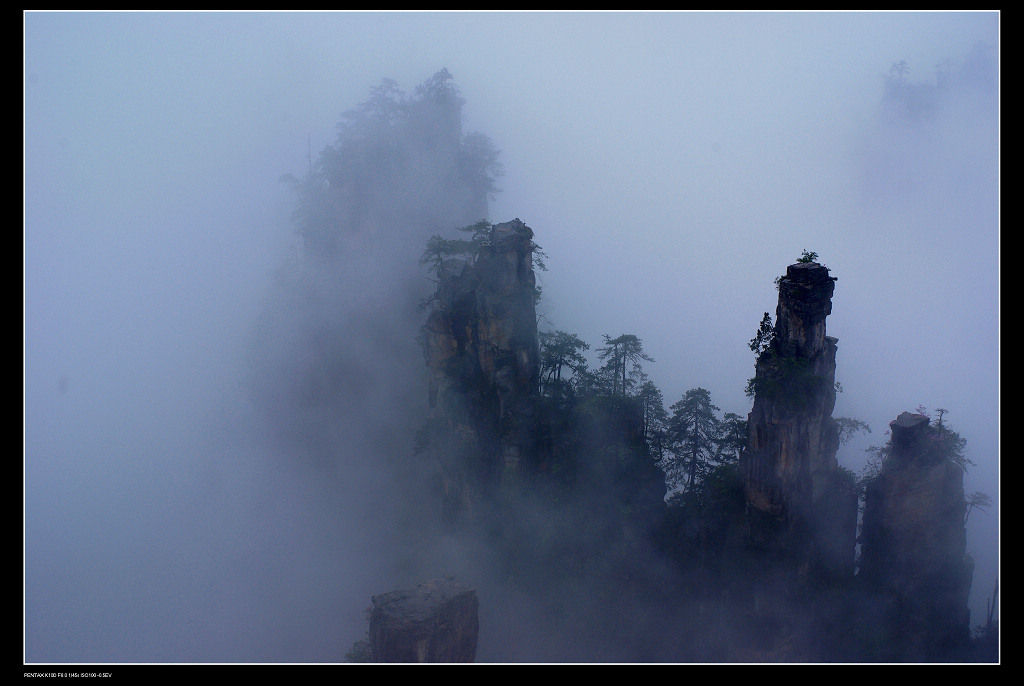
(369, 577, 479, 662)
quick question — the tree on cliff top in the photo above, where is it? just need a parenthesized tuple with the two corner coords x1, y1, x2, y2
(861, 407, 974, 482)
(419, 233, 475, 279)
(596, 334, 654, 398)
(539, 330, 590, 399)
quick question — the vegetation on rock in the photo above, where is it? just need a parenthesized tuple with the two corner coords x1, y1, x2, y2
(271, 70, 992, 664)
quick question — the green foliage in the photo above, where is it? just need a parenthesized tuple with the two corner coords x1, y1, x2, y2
(636, 377, 670, 459)
(748, 312, 775, 358)
(456, 219, 494, 246)
(596, 334, 654, 398)
(860, 443, 888, 484)
(533, 328, 671, 522)
(716, 412, 748, 464)
(539, 330, 590, 399)
(413, 66, 459, 102)
(528, 239, 548, 305)
(796, 249, 819, 263)
(743, 376, 760, 399)
(702, 462, 745, 501)
(530, 251, 547, 307)
(928, 408, 973, 472)
(531, 242, 549, 272)
(862, 408, 974, 481)
(660, 460, 746, 571)
(834, 416, 871, 444)
(745, 355, 834, 410)
(419, 233, 475, 277)
(422, 219, 548, 306)
(663, 388, 724, 493)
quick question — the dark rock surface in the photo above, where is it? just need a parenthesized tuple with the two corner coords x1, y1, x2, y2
(859, 412, 973, 661)
(369, 577, 479, 663)
(741, 262, 856, 581)
(421, 219, 540, 532)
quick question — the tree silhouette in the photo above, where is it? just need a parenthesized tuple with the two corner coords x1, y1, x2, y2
(964, 491, 992, 527)
(665, 387, 722, 493)
(539, 330, 590, 399)
(419, 233, 474, 279)
(715, 412, 747, 465)
(749, 312, 775, 358)
(596, 333, 654, 397)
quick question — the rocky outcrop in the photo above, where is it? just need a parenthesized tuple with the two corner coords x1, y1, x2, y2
(859, 412, 973, 661)
(369, 577, 479, 663)
(741, 262, 857, 581)
(421, 218, 540, 532)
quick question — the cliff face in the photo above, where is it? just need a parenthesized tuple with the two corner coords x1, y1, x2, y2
(742, 262, 857, 580)
(396, 242, 983, 662)
(859, 412, 973, 660)
(369, 577, 479, 663)
(421, 219, 540, 532)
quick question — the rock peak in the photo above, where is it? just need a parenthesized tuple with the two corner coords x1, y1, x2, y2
(892, 411, 929, 428)
(860, 411, 972, 660)
(420, 218, 540, 533)
(490, 217, 534, 245)
(742, 255, 853, 581)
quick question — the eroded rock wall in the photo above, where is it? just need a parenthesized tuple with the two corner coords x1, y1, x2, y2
(369, 577, 479, 663)
(421, 219, 540, 532)
(859, 412, 973, 660)
(742, 262, 857, 580)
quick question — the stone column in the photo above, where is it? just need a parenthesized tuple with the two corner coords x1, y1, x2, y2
(859, 412, 973, 660)
(742, 261, 857, 581)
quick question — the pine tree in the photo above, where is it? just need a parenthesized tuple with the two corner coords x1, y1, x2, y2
(664, 388, 722, 493)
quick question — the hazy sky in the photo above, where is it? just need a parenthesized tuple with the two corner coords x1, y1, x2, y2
(24, 10, 998, 663)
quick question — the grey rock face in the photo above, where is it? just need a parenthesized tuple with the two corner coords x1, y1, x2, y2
(860, 413, 973, 660)
(742, 262, 856, 581)
(421, 219, 540, 532)
(369, 577, 479, 663)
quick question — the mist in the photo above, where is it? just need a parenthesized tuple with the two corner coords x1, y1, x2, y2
(24, 11, 998, 663)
